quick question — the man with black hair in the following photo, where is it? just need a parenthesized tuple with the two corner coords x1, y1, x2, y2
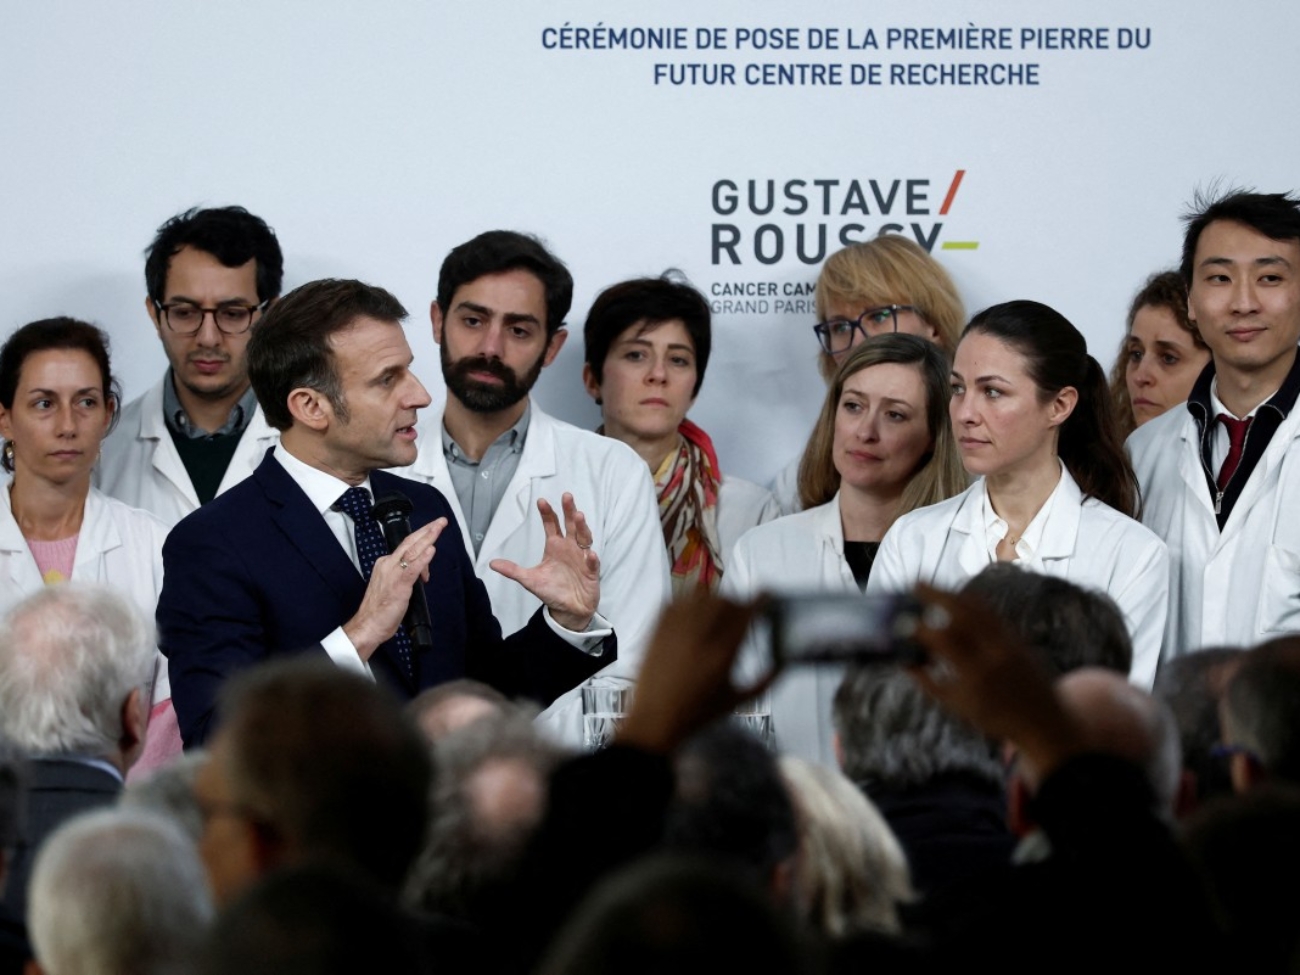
(98, 205, 284, 525)
(400, 231, 667, 744)
(1130, 189, 1300, 656)
(158, 278, 613, 746)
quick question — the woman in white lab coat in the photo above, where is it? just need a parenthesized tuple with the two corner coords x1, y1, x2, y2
(867, 300, 1169, 687)
(582, 275, 780, 594)
(771, 235, 968, 514)
(724, 334, 967, 763)
(0, 318, 174, 773)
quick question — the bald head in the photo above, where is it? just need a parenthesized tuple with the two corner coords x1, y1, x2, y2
(1022, 668, 1181, 817)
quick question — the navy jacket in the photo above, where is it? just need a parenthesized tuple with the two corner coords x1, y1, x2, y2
(158, 451, 614, 747)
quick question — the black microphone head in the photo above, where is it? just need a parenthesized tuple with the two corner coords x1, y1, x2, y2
(371, 491, 415, 525)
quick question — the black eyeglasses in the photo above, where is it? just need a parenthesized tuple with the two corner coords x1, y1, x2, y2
(813, 305, 921, 355)
(154, 299, 269, 336)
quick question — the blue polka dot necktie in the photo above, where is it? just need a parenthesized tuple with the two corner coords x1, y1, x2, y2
(334, 486, 414, 679)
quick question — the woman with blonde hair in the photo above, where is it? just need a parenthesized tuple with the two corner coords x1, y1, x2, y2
(774, 235, 966, 512)
(724, 334, 967, 762)
(779, 756, 913, 938)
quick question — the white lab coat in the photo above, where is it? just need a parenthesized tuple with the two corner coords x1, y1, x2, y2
(768, 452, 804, 516)
(96, 376, 279, 527)
(0, 484, 168, 699)
(1129, 400, 1300, 656)
(716, 476, 782, 565)
(722, 497, 854, 766)
(397, 401, 671, 745)
(867, 471, 1168, 687)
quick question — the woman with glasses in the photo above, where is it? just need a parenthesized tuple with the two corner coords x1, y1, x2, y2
(722, 334, 967, 762)
(0, 318, 174, 773)
(867, 301, 1169, 687)
(582, 275, 780, 594)
(772, 235, 966, 513)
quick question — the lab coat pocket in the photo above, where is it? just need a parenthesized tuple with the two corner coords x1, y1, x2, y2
(1258, 544, 1300, 635)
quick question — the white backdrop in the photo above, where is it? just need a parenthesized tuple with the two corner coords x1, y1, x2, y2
(0, 1, 1295, 483)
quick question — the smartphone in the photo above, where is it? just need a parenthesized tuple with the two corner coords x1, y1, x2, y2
(761, 591, 927, 666)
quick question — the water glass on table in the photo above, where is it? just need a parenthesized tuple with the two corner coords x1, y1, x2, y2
(581, 681, 633, 751)
(731, 690, 774, 749)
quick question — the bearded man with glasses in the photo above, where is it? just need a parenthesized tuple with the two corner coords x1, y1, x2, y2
(98, 206, 284, 525)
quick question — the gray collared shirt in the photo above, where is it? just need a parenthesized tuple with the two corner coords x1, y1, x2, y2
(163, 370, 258, 439)
(442, 404, 531, 555)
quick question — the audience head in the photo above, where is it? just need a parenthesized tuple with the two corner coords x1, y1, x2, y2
(813, 235, 965, 380)
(961, 564, 1133, 678)
(1180, 189, 1300, 389)
(1108, 270, 1208, 437)
(0, 585, 151, 770)
(204, 864, 431, 975)
(1219, 636, 1300, 792)
(664, 724, 799, 899)
(194, 658, 431, 906)
(1153, 648, 1245, 806)
(957, 300, 1140, 517)
(778, 756, 912, 937)
(832, 665, 1003, 795)
(537, 855, 806, 975)
(1014, 668, 1182, 823)
(1182, 784, 1300, 973)
(0, 317, 120, 475)
(246, 277, 411, 432)
(119, 749, 209, 842)
(797, 333, 966, 512)
(28, 807, 212, 975)
(404, 712, 566, 924)
(405, 678, 517, 743)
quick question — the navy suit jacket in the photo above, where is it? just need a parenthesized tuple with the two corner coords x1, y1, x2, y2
(157, 451, 615, 747)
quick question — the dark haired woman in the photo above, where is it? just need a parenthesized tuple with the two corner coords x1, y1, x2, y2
(868, 300, 1168, 686)
(0, 318, 175, 772)
(584, 276, 779, 594)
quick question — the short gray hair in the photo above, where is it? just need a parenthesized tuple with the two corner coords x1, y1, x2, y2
(28, 807, 213, 975)
(832, 666, 1003, 791)
(0, 584, 155, 757)
(404, 712, 566, 921)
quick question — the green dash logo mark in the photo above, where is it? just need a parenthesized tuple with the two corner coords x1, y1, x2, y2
(938, 169, 979, 250)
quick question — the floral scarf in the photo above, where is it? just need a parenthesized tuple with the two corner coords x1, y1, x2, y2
(654, 419, 724, 594)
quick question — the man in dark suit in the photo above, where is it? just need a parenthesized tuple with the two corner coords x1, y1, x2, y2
(0, 586, 152, 921)
(158, 278, 613, 748)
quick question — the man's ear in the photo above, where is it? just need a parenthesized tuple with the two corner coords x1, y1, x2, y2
(1230, 751, 1267, 794)
(286, 387, 331, 432)
(119, 686, 148, 771)
(430, 301, 445, 345)
(542, 328, 568, 368)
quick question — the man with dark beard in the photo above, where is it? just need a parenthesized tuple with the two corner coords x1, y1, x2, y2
(399, 232, 668, 745)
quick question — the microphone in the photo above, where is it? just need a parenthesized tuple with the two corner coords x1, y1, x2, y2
(371, 491, 435, 653)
